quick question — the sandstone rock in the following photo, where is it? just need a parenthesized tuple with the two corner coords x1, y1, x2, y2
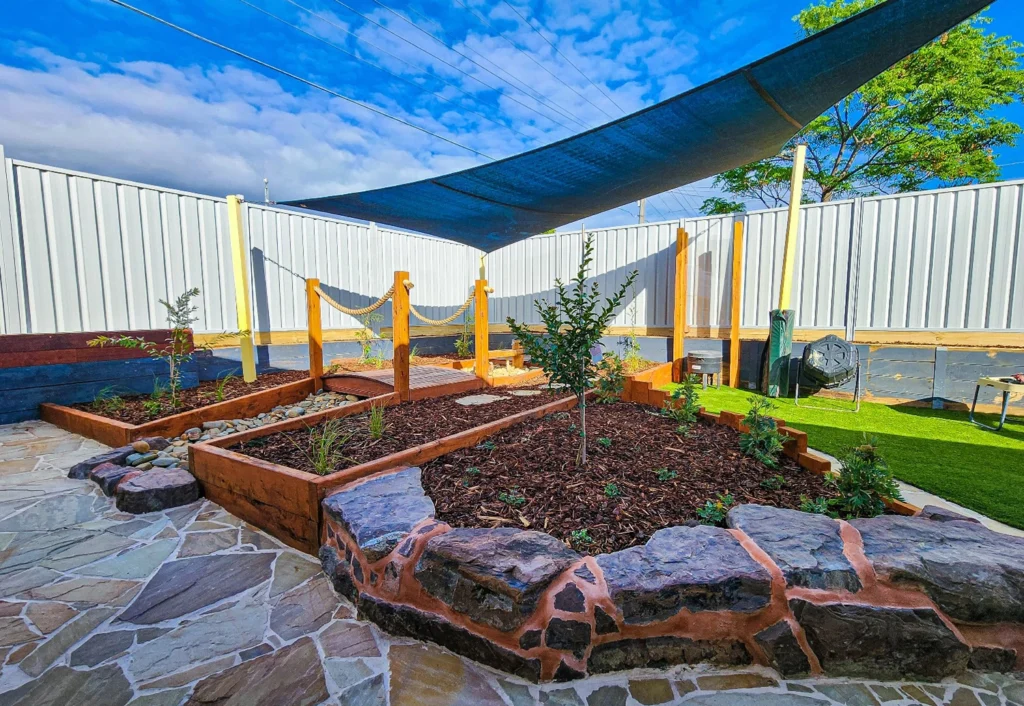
(415, 527, 579, 632)
(851, 515, 1024, 623)
(388, 642, 506, 706)
(0, 663, 132, 706)
(20, 607, 119, 677)
(727, 504, 861, 592)
(753, 620, 811, 677)
(587, 685, 628, 706)
(184, 637, 328, 706)
(358, 593, 542, 682)
(270, 576, 336, 640)
(917, 505, 981, 524)
(116, 468, 199, 514)
(319, 620, 380, 658)
(68, 629, 134, 667)
(587, 635, 751, 674)
(88, 463, 135, 497)
(544, 617, 591, 659)
(790, 598, 970, 679)
(322, 467, 435, 562)
(596, 525, 771, 624)
(628, 679, 674, 705)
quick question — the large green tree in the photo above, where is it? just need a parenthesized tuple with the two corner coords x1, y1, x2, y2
(714, 0, 1024, 207)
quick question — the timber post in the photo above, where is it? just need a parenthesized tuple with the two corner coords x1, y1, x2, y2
(474, 279, 489, 380)
(729, 221, 744, 387)
(672, 227, 689, 383)
(306, 278, 323, 391)
(227, 195, 257, 382)
(393, 271, 411, 401)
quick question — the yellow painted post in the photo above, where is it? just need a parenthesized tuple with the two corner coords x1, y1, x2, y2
(306, 278, 323, 391)
(392, 272, 411, 401)
(227, 195, 257, 382)
(729, 221, 744, 388)
(672, 227, 689, 383)
(778, 144, 807, 311)
(475, 280, 489, 380)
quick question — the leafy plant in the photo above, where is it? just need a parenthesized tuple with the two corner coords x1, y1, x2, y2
(603, 482, 621, 498)
(454, 314, 474, 358)
(355, 312, 385, 363)
(595, 352, 625, 404)
(800, 495, 837, 517)
(655, 468, 678, 482)
(569, 528, 593, 547)
(597, 437, 613, 448)
(760, 475, 787, 491)
(287, 419, 353, 476)
(465, 467, 481, 476)
(368, 403, 386, 440)
(92, 386, 125, 415)
(476, 440, 496, 451)
(89, 288, 227, 408)
(507, 235, 637, 467)
(619, 282, 652, 374)
(697, 492, 735, 526)
(498, 488, 526, 508)
(831, 441, 903, 518)
(211, 371, 237, 403)
(409, 344, 421, 363)
(142, 398, 162, 417)
(664, 375, 701, 428)
(739, 397, 786, 468)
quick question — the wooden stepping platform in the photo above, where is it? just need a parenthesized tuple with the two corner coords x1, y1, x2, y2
(322, 365, 485, 399)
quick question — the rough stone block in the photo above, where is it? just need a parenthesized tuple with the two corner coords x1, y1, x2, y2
(753, 620, 811, 677)
(596, 525, 771, 624)
(587, 636, 751, 674)
(115, 468, 199, 514)
(544, 617, 591, 659)
(968, 645, 1017, 673)
(88, 463, 135, 497)
(917, 505, 981, 524)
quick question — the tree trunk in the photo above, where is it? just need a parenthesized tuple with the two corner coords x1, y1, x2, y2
(578, 394, 587, 467)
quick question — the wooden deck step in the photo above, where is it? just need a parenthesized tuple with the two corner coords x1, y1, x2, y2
(322, 365, 485, 399)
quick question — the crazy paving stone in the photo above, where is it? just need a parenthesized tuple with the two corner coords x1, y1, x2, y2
(69, 629, 135, 667)
(499, 679, 536, 706)
(339, 674, 387, 706)
(947, 689, 983, 706)
(129, 601, 269, 680)
(389, 642, 506, 706)
(323, 467, 435, 562)
(125, 688, 191, 706)
(37, 532, 138, 572)
(319, 620, 381, 659)
(24, 577, 139, 605)
(0, 617, 36, 648)
(540, 688, 585, 706)
(78, 538, 177, 579)
(696, 673, 779, 690)
(20, 607, 118, 677)
(24, 602, 77, 634)
(118, 553, 274, 624)
(587, 685, 628, 706)
(727, 504, 861, 592)
(325, 657, 375, 689)
(0, 529, 123, 576)
(628, 679, 674, 705)
(241, 527, 280, 550)
(270, 552, 321, 597)
(183, 637, 328, 706)
(0, 601, 21, 617)
(140, 655, 238, 689)
(0, 566, 61, 594)
(682, 695, 829, 706)
(0, 493, 98, 531)
(239, 643, 274, 661)
(270, 576, 336, 640)
(597, 525, 771, 624)
(415, 527, 579, 631)
(870, 685, 904, 702)
(0, 663, 132, 706)
(178, 530, 238, 558)
(813, 684, 880, 706)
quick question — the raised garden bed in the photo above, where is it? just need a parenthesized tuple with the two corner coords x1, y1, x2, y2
(327, 355, 469, 373)
(41, 372, 316, 447)
(190, 384, 579, 554)
(420, 401, 836, 554)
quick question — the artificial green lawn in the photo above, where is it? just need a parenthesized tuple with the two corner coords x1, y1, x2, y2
(664, 384, 1024, 530)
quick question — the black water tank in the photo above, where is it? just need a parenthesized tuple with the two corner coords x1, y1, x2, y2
(801, 335, 856, 388)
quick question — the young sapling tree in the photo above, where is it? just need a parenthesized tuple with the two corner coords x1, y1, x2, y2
(507, 236, 637, 466)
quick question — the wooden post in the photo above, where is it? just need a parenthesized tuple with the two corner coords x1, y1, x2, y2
(475, 280, 489, 380)
(306, 278, 323, 391)
(392, 271, 411, 401)
(778, 144, 807, 311)
(672, 227, 689, 383)
(227, 195, 257, 382)
(729, 221, 744, 388)
(512, 340, 524, 369)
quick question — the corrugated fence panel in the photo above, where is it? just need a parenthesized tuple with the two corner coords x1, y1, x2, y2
(1, 149, 1021, 340)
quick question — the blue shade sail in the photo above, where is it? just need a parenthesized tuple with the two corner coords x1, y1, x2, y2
(287, 0, 992, 253)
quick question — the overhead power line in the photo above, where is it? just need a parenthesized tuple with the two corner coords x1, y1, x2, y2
(103, 0, 493, 159)
(236, 0, 535, 142)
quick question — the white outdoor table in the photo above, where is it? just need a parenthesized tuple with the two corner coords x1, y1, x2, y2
(969, 376, 1024, 431)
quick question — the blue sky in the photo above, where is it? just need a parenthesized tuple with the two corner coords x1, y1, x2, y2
(1, 0, 1022, 230)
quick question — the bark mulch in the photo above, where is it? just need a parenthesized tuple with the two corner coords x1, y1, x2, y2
(72, 370, 309, 425)
(420, 401, 837, 555)
(229, 389, 569, 476)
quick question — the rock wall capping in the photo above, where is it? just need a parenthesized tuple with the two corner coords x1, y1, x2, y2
(318, 462, 1024, 683)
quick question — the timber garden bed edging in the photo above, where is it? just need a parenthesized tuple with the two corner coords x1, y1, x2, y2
(40, 376, 318, 447)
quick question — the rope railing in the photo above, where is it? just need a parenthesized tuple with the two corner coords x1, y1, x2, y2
(314, 284, 394, 317)
(409, 290, 475, 326)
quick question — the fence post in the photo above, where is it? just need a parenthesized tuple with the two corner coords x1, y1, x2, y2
(393, 271, 411, 401)
(227, 195, 257, 382)
(729, 220, 744, 387)
(845, 198, 865, 342)
(475, 279, 489, 380)
(306, 278, 323, 391)
(672, 227, 689, 382)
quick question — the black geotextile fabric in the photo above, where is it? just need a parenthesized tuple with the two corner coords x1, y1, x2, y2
(287, 0, 992, 253)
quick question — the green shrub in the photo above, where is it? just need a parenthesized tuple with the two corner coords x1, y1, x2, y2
(739, 397, 786, 468)
(569, 528, 593, 547)
(597, 437, 613, 448)
(664, 375, 700, 429)
(454, 314, 474, 357)
(595, 352, 625, 404)
(831, 441, 903, 518)
(655, 468, 678, 482)
(288, 419, 353, 476)
(760, 475, 787, 490)
(603, 482, 621, 498)
(800, 495, 837, 517)
(498, 488, 526, 507)
(697, 492, 734, 526)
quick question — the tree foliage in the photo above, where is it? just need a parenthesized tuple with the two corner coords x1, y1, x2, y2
(507, 236, 637, 466)
(714, 0, 1024, 206)
(699, 196, 747, 216)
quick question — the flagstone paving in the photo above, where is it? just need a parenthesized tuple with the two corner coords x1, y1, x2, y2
(0, 419, 1021, 706)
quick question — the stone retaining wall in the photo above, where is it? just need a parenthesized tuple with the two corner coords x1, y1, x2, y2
(318, 466, 1024, 683)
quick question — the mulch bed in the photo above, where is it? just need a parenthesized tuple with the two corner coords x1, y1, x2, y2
(420, 401, 837, 555)
(229, 389, 568, 476)
(72, 370, 309, 425)
(622, 359, 662, 375)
